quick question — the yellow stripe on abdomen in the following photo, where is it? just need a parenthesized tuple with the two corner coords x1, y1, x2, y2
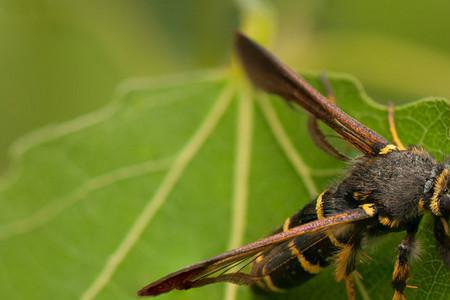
(316, 191, 346, 248)
(288, 240, 322, 274)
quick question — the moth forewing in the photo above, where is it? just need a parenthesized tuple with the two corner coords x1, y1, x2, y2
(138, 209, 374, 297)
(234, 31, 389, 156)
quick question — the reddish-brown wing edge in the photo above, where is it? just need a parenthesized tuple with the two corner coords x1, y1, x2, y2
(137, 208, 373, 297)
(235, 31, 389, 156)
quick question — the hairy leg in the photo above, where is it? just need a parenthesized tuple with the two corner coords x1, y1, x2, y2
(392, 224, 419, 300)
(336, 244, 359, 300)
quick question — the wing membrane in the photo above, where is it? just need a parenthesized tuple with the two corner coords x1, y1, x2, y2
(138, 208, 373, 297)
(235, 32, 389, 156)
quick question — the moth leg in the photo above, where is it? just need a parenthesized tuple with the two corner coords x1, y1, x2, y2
(307, 73, 349, 161)
(345, 275, 356, 300)
(319, 73, 337, 105)
(388, 103, 406, 150)
(434, 217, 450, 267)
(335, 244, 359, 300)
(392, 225, 418, 300)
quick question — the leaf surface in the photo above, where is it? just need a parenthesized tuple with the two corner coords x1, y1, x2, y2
(0, 69, 449, 300)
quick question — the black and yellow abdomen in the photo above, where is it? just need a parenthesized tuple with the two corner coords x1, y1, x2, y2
(251, 201, 339, 291)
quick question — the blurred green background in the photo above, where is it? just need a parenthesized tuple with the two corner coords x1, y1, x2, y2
(2, 0, 450, 174)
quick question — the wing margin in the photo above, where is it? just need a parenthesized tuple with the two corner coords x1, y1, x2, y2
(138, 208, 374, 297)
(235, 31, 389, 156)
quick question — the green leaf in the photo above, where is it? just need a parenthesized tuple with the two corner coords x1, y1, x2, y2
(0, 68, 449, 300)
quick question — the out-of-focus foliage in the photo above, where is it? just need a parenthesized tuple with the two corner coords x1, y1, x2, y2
(0, 0, 238, 172)
(275, 1, 450, 100)
(2, 1, 450, 172)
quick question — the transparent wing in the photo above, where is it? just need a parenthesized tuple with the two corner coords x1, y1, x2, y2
(138, 208, 374, 297)
(235, 32, 390, 156)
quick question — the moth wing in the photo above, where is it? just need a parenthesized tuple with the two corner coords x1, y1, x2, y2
(235, 32, 390, 156)
(137, 208, 373, 297)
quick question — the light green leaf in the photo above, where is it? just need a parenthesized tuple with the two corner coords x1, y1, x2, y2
(0, 68, 449, 300)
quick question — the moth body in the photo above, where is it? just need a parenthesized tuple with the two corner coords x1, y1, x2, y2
(252, 147, 444, 292)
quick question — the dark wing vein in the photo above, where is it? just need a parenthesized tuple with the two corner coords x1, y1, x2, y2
(137, 208, 373, 297)
(235, 31, 389, 156)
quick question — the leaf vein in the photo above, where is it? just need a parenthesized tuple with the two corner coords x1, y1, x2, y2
(257, 95, 317, 197)
(0, 70, 225, 193)
(224, 87, 254, 300)
(0, 157, 173, 241)
(79, 81, 235, 300)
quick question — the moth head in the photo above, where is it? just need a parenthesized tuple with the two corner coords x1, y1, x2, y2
(426, 165, 450, 266)
(443, 162, 450, 218)
(425, 164, 450, 218)
(439, 187, 450, 219)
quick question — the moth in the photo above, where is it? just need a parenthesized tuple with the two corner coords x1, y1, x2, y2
(137, 32, 450, 300)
